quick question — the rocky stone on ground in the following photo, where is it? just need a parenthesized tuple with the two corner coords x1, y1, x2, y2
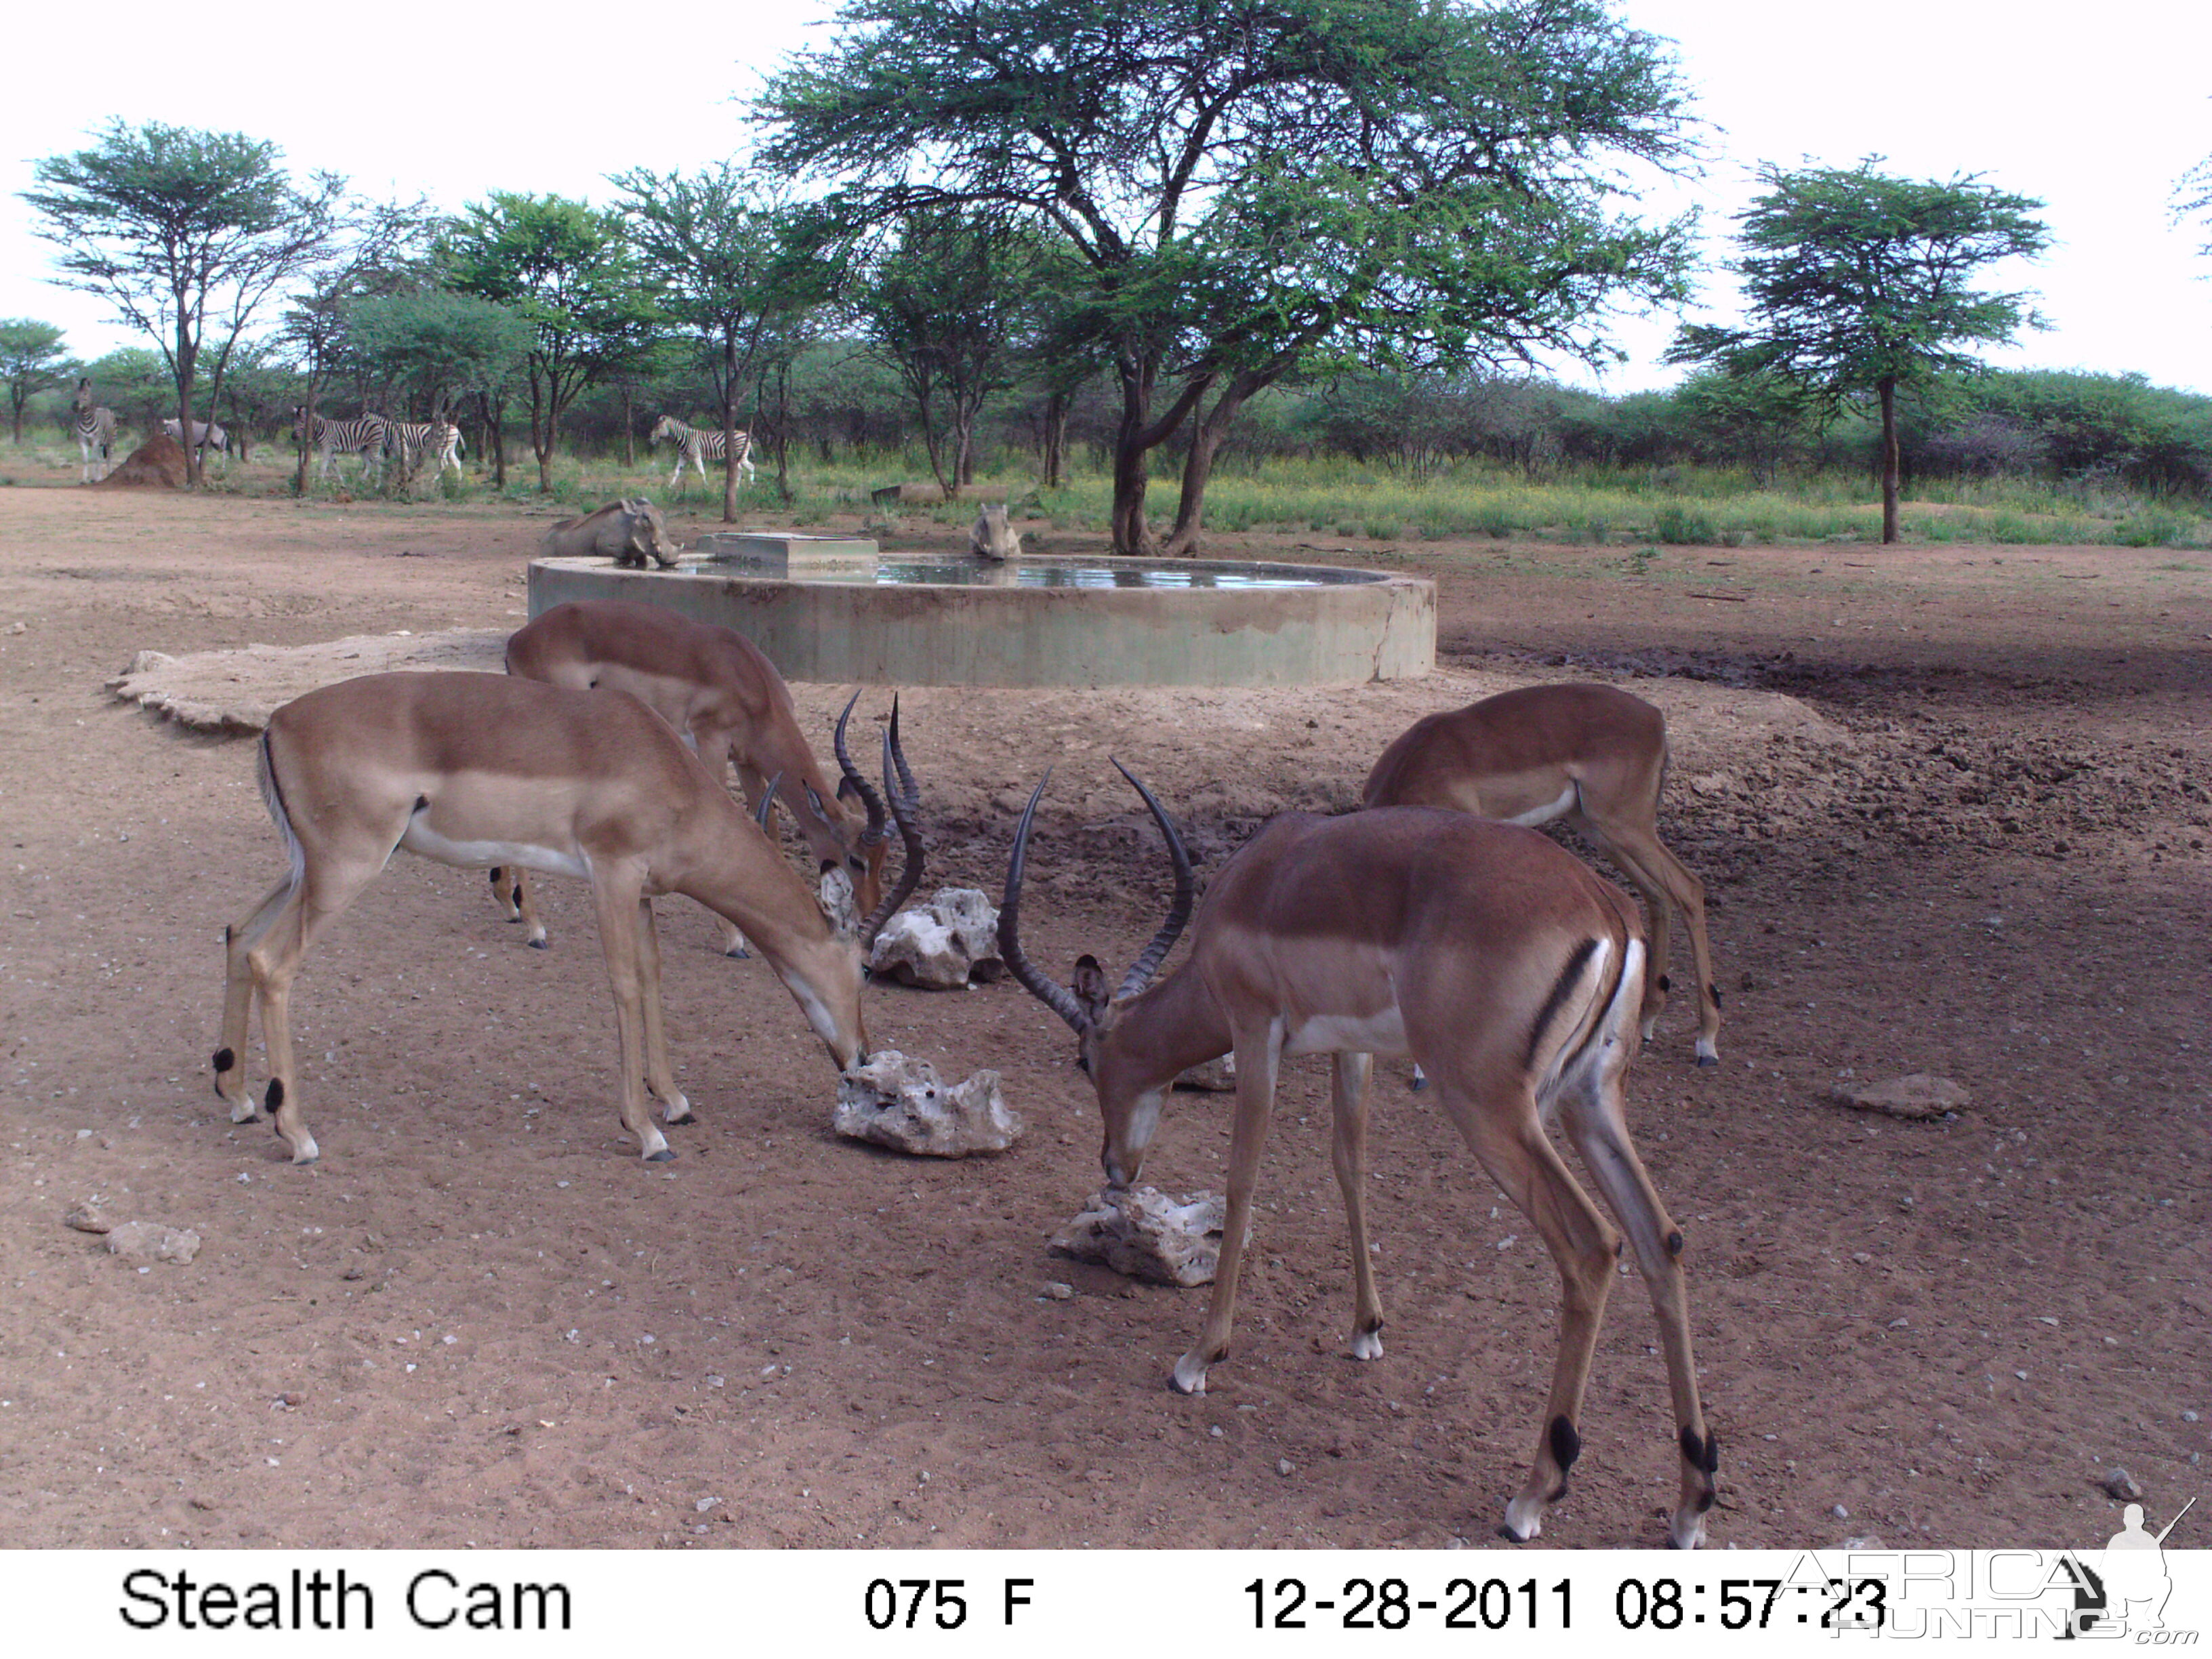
(1050, 1187, 1236, 1287)
(105, 1222, 201, 1265)
(833, 1050, 1020, 1156)
(1828, 1073, 1970, 1120)
(1175, 1054, 1237, 1092)
(64, 1201, 112, 1234)
(867, 888, 1006, 989)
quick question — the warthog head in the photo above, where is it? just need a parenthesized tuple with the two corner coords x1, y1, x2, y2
(969, 502, 1021, 562)
(611, 497, 682, 569)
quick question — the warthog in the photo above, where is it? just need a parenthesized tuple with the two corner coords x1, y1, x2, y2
(969, 502, 1021, 561)
(543, 498, 681, 568)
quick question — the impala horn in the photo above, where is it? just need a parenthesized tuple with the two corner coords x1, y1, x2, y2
(998, 771, 1092, 1036)
(857, 696, 924, 946)
(834, 689, 890, 848)
(755, 772, 783, 832)
(1110, 758, 1195, 1001)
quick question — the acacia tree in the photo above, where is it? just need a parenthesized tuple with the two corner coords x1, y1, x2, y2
(610, 165, 808, 520)
(762, 0, 1696, 553)
(1668, 160, 2049, 544)
(442, 194, 659, 492)
(279, 198, 434, 495)
(855, 211, 1042, 495)
(22, 122, 345, 486)
(1, 319, 73, 444)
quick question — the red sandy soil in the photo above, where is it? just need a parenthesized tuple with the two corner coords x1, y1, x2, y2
(1, 485, 2206, 1551)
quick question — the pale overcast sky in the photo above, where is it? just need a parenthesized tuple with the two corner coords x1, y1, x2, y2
(4, 0, 2208, 395)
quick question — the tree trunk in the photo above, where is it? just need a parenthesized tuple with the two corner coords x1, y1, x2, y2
(175, 315, 201, 491)
(1109, 352, 1155, 554)
(484, 390, 508, 491)
(1879, 376, 1900, 545)
(1160, 379, 1256, 557)
(722, 330, 741, 525)
(294, 377, 317, 497)
(621, 386, 635, 469)
(1041, 390, 1069, 491)
(9, 394, 24, 445)
(773, 363, 794, 504)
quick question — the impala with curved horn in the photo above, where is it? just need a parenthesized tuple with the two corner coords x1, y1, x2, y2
(213, 672, 924, 1165)
(998, 767, 1719, 1548)
(493, 599, 895, 957)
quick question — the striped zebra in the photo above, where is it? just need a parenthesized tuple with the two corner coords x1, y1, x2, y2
(293, 409, 389, 481)
(650, 414, 755, 489)
(73, 380, 116, 483)
(382, 417, 464, 483)
(161, 418, 230, 466)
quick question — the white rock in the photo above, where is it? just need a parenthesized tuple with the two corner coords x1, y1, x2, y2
(1051, 1186, 1241, 1287)
(1175, 1054, 1237, 1092)
(105, 1221, 201, 1265)
(834, 1050, 1020, 1157)
(868, 888, 1006, 990)
(1828, 1074, 1970, 1120)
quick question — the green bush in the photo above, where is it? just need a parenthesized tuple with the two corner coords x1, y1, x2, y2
(1652, 502, 1718, 544)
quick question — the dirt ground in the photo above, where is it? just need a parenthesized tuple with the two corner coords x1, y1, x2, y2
(1, 485, 2206, 1552)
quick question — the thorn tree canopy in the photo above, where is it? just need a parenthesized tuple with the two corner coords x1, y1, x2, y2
(610, 165, 813, 522)
(0, 319, 75, 445)
(1667, 159, 2049, 544)
(441, 193, 662, 493)
(22, 121, 346, 487)
(760, 0, 1700, 553)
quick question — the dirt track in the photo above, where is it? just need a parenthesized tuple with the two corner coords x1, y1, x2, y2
(1, 485, 2206, 1550)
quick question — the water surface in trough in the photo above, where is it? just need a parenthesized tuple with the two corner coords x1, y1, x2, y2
(698, 554, 1376, 590)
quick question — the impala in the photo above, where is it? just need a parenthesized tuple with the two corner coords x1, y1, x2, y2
(493, 599, 894, 957)
(213, 672, 922, 1165)
(1364, 683, 1721, 1065)
(998, 768, 1719, 1548)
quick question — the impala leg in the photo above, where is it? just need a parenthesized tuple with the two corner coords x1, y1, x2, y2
(1442, 1086, 1620, 1544)
(591, 877, 672, 1161)
(243, 860, 380, 1165)
(1330, 1052, 1385, 1360)
(486, 865, 542, 944)
(1559, 1084, 1717, 1549)
(1582, 819, 1719, 1065)
(215, 876, 296, 1121)
(718, 763, 773, 959)
(1172, 1023, 1279, 1395)
(635, 897, 692, 1125)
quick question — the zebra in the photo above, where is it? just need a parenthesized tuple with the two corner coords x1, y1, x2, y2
(73, 380, 116, 483)
(650, 414, 754, 489)
(382, 418, 464, 483)
(161, 418, 230, 468)
(293, 409, 389, 481)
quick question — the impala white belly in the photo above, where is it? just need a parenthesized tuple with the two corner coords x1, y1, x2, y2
(400, 820, 588, 880)
(1283, 1005, 1409, 1059)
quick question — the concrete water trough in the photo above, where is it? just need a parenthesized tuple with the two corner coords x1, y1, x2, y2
(526, 536, 1434, 688)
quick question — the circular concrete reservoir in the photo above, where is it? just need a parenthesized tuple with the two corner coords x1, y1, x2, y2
(526, 537, 1433, 687)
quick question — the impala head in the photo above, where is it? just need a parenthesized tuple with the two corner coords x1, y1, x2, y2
(999, 762, 1195, 1191)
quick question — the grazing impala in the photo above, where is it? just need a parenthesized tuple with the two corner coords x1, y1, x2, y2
(1364, 683, 1721, 1065)
(493, 599, 894, 957)
(213, 672, 923, 1165)
(998, 769, 1719, 1548)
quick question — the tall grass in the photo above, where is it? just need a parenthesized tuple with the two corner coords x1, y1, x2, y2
(7, 432, 2207, 548)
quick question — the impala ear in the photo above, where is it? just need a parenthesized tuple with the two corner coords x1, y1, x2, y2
(1071, 954, 1111, 1016)
(817, 866, 859, 935)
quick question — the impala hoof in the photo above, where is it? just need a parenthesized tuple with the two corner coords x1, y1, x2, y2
(723, 945, 750, 960)
(288, 1136, 320, 1166)
(1351, 1327, 1384, 1361)
(228, 1099, 260, 1125)
(1695, 1052, 1718, 1069)
(644, 1146, 677, 1163)
(661, 1098, 695, 1126)
(527, 937, 550, 951)
(1168, 1353, 1209, 1395)
(1499, 1497, 1543, 1542)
